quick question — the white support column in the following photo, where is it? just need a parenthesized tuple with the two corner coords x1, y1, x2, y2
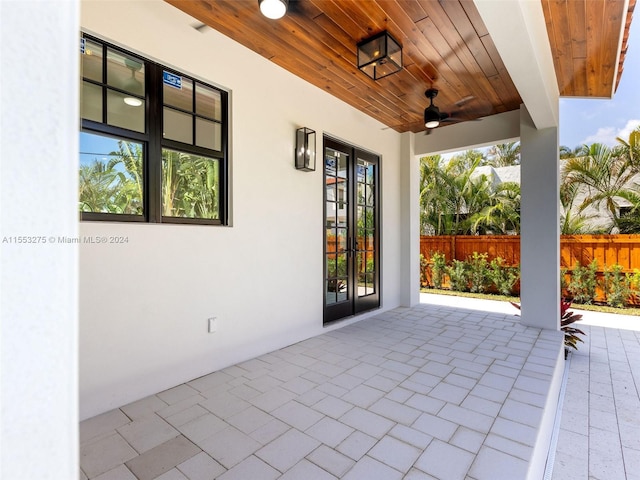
(1, 1, 79, 477)
(519, 106, 560, 330)
(400, 132, 420, 307)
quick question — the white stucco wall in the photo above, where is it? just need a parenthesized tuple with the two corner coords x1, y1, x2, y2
(79, 0, 403, 419)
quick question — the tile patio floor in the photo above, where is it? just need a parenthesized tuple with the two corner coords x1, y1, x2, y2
(80, 295, 567, 480)
(551, 308, 640, 480)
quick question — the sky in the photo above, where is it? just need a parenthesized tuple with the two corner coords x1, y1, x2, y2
(559, 16, 640, 149)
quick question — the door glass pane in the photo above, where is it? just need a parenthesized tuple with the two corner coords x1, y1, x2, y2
(326, 201, 336, 227)
(81, 81, 102, 122)
(107, 89, 145, 132)
(365, 273, 375, 295)
(366, 184, 374, 206)
(337, 181, 348, 227)
(162, 149, 219, 219)
(357, 183, 365, 204)
(336, 281, 348, 302)
(337, 228, 347, 252)
(106, 49, 144, 96)
(164, 74, 193, 111)
(336, 253, 347, 276)
(337, 152, 348, 179)
(327, 254, 337, 277)
(164, 107, 192, 144)
(81, 39, 103, 82)
(79, 132, 143, 215)
(357, 163, 366, 183)
(356, 158, 376, 299)
(325, 154, 337, 177)
(326, 280, 339, 304)
(326, 183, 336, 202)
(326, 228, 336, 253)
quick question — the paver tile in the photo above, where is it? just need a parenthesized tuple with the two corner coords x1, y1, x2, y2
(367, 436, 421, 473)
(255, 429, 320, 472)
(307, 445, 355, 477)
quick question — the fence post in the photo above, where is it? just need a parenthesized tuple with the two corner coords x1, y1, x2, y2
(451, 235, 456, 262)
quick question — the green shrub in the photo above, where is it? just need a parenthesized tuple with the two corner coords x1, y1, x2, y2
(430, 252, 447, 289)
(468, 252, 490, 293)
(447, 259, 469, 292)
(603, 264, 634, 308)
(420, 254, 428, 286)
(568, 260, 598, 304)
(488, 257, 520, 296)
(560, 267, 568, 294)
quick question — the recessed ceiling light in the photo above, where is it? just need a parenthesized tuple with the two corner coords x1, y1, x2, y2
(259, 0, 288, 20)
(124, 97, 143, 107)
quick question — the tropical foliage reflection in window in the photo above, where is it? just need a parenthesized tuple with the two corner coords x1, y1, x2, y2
(162, 149, 219, 219)
(79, 132, 143, 215)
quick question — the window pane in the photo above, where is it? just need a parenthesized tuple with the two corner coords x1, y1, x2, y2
(106, 48, 144, 96)
(196, 118, 221, 150)
(81, 39, 103, 82)
(196, 83, 221, 119)
(107, 89, 145, 132)
(81, 81, 102, 122)
(164, 107, 192, 144)
(79, 132, 143, 215)
(163, 74, 193, 111)
(162, 149, 219, 219)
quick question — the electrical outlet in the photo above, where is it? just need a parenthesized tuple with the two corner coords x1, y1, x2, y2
(208, 317, 217, 333)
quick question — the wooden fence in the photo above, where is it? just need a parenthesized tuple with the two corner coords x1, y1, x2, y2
(420, 234, 640, 303)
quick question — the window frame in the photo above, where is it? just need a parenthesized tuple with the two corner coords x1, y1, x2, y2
(80, 33, 229, 225)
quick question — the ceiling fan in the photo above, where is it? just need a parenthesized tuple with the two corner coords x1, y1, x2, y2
(423, 88, 478, 134)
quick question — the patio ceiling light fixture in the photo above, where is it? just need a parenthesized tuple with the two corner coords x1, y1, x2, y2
(295, 127, 316, 171)
(357, 31, 403, 80)
(259, 0, 288, 19)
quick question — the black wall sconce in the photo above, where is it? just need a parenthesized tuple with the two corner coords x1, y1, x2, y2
(357, 31, 403, 80)
(295, 127, 316, 171)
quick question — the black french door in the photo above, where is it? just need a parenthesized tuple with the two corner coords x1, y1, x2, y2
(323, 137, 380, 324)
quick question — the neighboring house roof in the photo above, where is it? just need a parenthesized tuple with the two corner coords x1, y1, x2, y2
(477, 163, 639, 231)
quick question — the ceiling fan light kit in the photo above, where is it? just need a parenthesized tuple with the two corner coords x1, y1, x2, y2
(357, 31, 403, 80)
(258, 0, 288, 19)
(424, 88, 451, 130)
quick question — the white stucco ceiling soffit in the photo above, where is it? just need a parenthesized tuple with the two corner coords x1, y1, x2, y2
(474, 0, 559, 130)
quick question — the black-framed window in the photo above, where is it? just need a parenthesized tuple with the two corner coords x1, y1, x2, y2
(79, 34, 228, 225)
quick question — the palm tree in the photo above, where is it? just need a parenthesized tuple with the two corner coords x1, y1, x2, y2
(420, 154, 512, 235)
(615, 126, 640, 173)
(559, 182, 598, 234)
(471, 181, 521, 234)
(486, 142, 520, 167)
(420, 155, 452, 235)
(559, 145, 583, 159)
(561, 142, 636, 229)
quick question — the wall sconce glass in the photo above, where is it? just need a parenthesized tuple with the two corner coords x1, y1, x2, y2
(357, 31, 403, 80)
(295, 127, 316, 171)
(258, 0, 288, 19)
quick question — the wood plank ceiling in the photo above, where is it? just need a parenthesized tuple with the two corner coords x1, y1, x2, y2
(542, 0, 635, 97)
(165, 0, 634, 134)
